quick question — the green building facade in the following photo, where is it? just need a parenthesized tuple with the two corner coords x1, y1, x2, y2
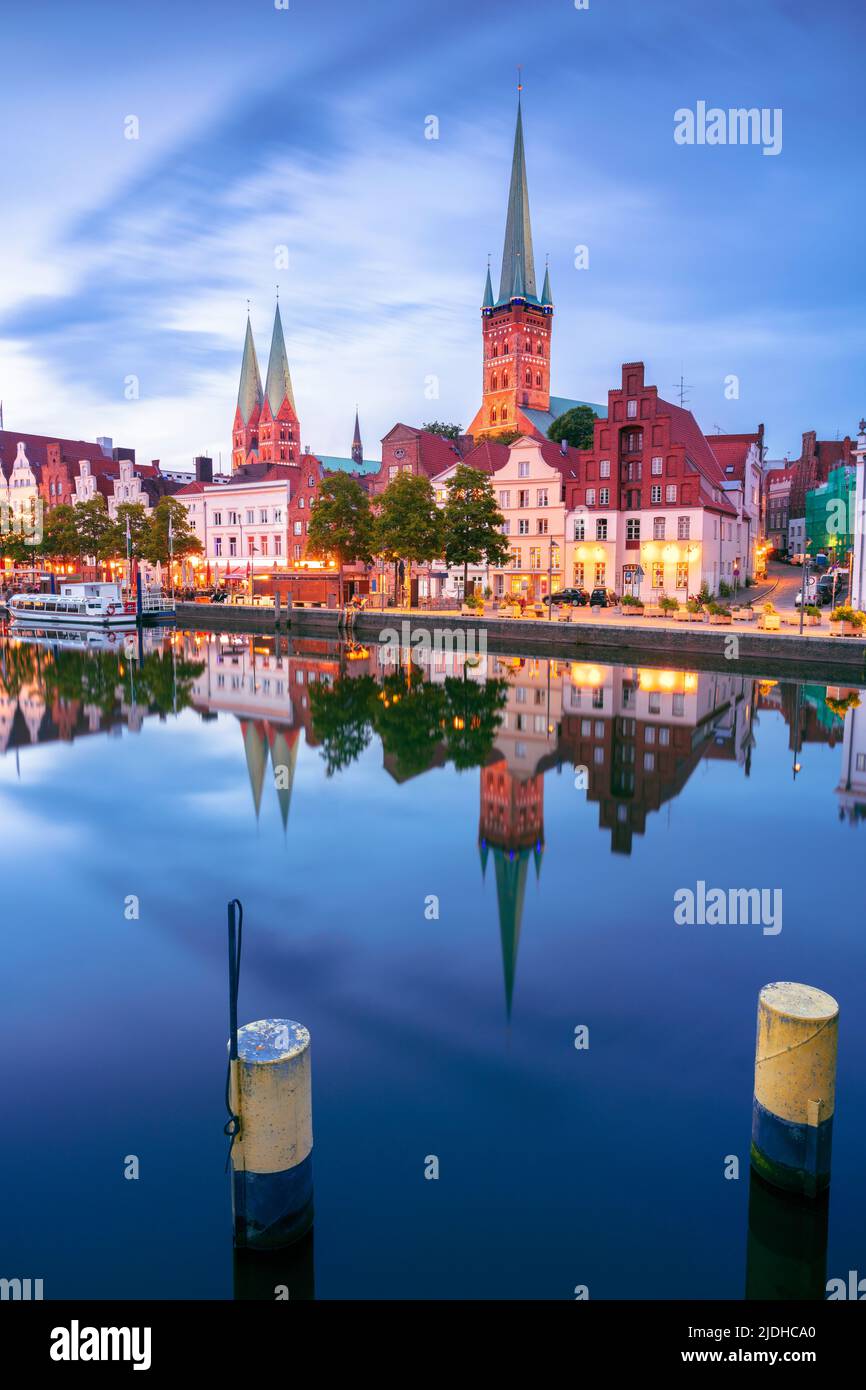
(805, 465, 856, 560)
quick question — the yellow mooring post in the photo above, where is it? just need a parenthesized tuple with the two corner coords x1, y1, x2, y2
(225, 901, 313, 1251)
(751, 982, 839, 1198)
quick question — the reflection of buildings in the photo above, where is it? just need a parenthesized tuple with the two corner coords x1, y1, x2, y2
(835, 696, 866, 824)
(479, 761, 544, 1020)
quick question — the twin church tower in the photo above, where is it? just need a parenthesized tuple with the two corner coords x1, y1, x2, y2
(232, 93, 557, 469)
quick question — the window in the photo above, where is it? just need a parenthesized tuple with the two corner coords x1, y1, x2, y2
(574, 518, 585, 540)
(501, 520, 511, 535)
(246, 509, 254, 524)
(651, 457, 663, 476)
(260, 536, 268, 556)
(599, 460, 610, 478)
(652, 561, 664, 588)
(643, 752, 656, 772)
(389, 465, 399, 479)
(596, 518, 608, 541)
(627, 399, 637, 418)
(529, 547, 541, 570)
(677, 516, 690, 539)
(675, 562, 688, 589)
(586, 488, 596, 506)
(653, 517, 665, 539)
(260, 509, 268, 524)
(525, 370, 532, 385)
(499, 490, 510, 507)
(518, 490, 529, 507)
(491, 373, 498, 390)
(229, 537, 237, 557)
(599, 488, 609, 506)
(274, 508, 283, 523)
(510, 548, 521, 568)
(550, 542, 560, 569)
(536, 372, 542, 386)
(648, 693, 661, 714)
(624, 430, 643, 452)
(672, 694, 685, 716)
(294, 520, 303, 535)
(537, 517, 548, 534)
(293, 543, 301, 560)
(573, 562, 585, 586)
(856, 753, 866, 772)
(247, 537, 255, 556)
(213, 511, 222, 526)
(537, 489, 548, 507)
(626, 518, 640, 541)
(298, 496, 305, 508)
(228, 511, 238, 525)
(537, 341, 544, 355)
(659, 727, 670, 747)
(645, 726, 656, 745)
(666, 484, 677, 503)
(214, 536, 222, 557)
(518, 518, 529, 535)
(274, 536, 282, 556)
(594, 562, 606, 586)
(308, 475, 315, 488)
(651, 485, 662, 504)
(518, 461, 529, 478)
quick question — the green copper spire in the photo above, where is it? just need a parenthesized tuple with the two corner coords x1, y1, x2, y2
(498, 96, 537, 304)
(511, 250, 525, 301)
(264, 302, 296, 417)
(482, 264, 494, 309)
(540, 260, 552, 306)
(237, 314, 263, 424)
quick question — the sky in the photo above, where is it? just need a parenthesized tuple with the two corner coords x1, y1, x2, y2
(0, 0, 864, 470)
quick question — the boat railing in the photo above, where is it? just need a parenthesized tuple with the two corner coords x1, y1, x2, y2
(138, 589, 176, 614)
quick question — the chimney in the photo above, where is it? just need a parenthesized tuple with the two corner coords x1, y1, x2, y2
(195, 455, 213, 484)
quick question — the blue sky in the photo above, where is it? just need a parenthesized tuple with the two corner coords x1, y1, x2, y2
(0, 0, 863, 469)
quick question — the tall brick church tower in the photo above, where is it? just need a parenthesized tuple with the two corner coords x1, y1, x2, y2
(232, 303, 302, 471)
(467, 94, 554, 442)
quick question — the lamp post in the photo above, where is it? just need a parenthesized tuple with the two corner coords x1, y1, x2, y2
(798, 542, 811, 635)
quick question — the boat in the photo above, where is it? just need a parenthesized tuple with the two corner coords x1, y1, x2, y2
(8, 582, 140, 628)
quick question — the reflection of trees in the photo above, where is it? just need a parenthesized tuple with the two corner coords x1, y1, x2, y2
(1, 639, 204, 720)
(309, 663, 509, 778)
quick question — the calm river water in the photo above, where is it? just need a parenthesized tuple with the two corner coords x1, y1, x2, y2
(1, 625, 864, 1299)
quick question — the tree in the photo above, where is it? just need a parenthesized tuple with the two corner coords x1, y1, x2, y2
(38, 505, 79, 562)
(421, 421, 463, 441)
(375, 471, 443, 607)
(141, 497, 202, 566)
(442, 463, 511, 598)
(547, 405, 597, 450)
(72, 497, 116, 564)
(113, 502, 150, 560)
(306, 472, 375, 605)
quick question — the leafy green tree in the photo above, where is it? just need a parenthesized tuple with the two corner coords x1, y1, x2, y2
(72, 497, 116, 563)
(375, 471, 442, 607)
(141, 497, 202, 566)
(307, 671, 378, 774)
(441, 673, 509, 769)
(38, 505, 79, 561)
(113, 502, 150, 560)
(372, 668, 445, 779)
(442, 463, 510, 597)
(421, 421, 463, 441)
(306, 473, 375, 605)
(547, 405, 597, 450)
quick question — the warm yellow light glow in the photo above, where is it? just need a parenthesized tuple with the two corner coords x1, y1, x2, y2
(570, 662, 604, 687)
(639, 668, 698, 694)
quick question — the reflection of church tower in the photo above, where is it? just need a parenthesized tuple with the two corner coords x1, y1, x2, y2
(267, 723, 300, 831)
(478, 759, 544, 1018)
(240, 718, 268, 819)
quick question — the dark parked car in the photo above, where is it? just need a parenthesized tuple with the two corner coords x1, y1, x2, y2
(817, 576, 849, 606)
(589, 588, 617, 607)
(543, 587, 590, 607)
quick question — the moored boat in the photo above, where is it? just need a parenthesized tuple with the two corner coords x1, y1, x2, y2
(8, 582, 138, 628)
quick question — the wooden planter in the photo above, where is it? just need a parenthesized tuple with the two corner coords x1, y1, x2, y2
(622, 605, 645, 617)
(830, 620, 858, 637)
(805, 613, 822, 627)
(709, 614, 732, 625)
(673, 609, 690, 621)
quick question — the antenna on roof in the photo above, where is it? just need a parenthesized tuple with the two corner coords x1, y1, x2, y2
(671, 370, 692, 408)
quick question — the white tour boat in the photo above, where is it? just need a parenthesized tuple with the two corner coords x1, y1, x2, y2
(8, 582, 139, 628)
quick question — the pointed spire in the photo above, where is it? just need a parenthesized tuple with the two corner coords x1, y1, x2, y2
(498, 94, 537, 304)
(540, 258, 552, 307)
(510, 250, 525, 301)
(237, 314, 263, 425)
(482, 262, 494, 309)
(351, 406, 363, 466)
(264, 302, 296, 417)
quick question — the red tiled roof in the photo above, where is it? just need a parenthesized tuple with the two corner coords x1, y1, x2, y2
(539, 440, 586, 477)
(176, 481, 206, 495)
(416, 430, 464, 477)
(0, 428, 111, 481)
(656, 399, 737, 514)
(711, 433, 760, 479)
(460, 439, 510, 473)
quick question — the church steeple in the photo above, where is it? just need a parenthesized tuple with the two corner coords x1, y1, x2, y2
(264, 301, 296, 417)
(497, 95, 537, 305)
(351, 407, 363, 467)
(467, 87, 553, 443)
(237, 314, 263, 425)
(540, 259, 552, 308)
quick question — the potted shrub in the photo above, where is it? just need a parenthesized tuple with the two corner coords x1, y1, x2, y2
(660, 596, 679, 616)
(825, 690, 861, 719)
(830, 604, 858, 636)
(804, 604, 822, 628)
(621, 594, 645, 616)
(760, 602, 780, 632)
(686, 597, 703, 619)
(708, 602, 732, 625)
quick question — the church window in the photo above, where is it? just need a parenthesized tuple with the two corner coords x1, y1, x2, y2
(491, 409, 497, 422)
(502, 406, 507, 419)
(502, 374, 508, 387)
(491, 374, 498, 390)
(502, 341, 508, 353)
(525, 339, 531, 351)
(536, 373, 542, 386)
(525, 370, 531, 385)
(493, 345, 499, 358)
(537, 342, 544, 355)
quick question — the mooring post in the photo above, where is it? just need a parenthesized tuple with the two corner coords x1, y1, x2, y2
(751, 982, 839, 1198)
(229, 1019, 314, 1249)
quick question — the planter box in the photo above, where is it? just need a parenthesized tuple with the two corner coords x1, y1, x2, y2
(732, 608, 753, 622)
(709, 614, 732, 625)
(805, 614, 822, 627)
(622, 606, 645, 617)
(673, 609, 690, 621)
(760, 615, 781, 631)
(830, 621, 857, 637)
(644, 605, 664, 617)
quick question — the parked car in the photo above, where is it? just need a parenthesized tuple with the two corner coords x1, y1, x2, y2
(589, 588, 617, 607)
(543, 587, 590, 607)
(789, 553, 806, 566)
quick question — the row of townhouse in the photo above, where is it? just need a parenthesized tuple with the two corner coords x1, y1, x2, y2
(177, 458, 323, 573)
(424, 362, 763, 603)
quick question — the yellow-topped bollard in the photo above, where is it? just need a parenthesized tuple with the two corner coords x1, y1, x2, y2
(229, 1018, 314, 1249)
(751, 982, 839, 1198)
